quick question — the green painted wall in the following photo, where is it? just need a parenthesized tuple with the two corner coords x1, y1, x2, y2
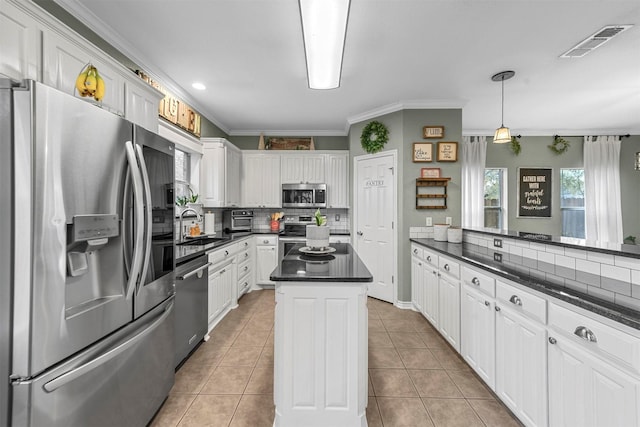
(485, 135, 640, 240)
(228, 135, 349, 150)
(349, 109, 462, 302)
(200, 120, 229, 139)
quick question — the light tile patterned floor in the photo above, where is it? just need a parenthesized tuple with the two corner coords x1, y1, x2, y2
(150, 290, 522, 427)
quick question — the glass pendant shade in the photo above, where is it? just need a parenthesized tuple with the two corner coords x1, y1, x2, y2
(493, 126, 511, 143)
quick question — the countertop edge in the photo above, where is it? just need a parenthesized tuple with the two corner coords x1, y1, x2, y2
(411, 238, 640, 331)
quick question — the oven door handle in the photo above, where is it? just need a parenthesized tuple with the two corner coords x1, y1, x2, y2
(177, 262, 212, 280)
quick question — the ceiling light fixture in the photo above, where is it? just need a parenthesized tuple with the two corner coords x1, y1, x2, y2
(192, 82, 206, 90)
(491, 70, 515, 144)
(299, 0, 350, 90)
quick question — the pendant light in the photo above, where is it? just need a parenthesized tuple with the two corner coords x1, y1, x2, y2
(491, 70, 515, 143)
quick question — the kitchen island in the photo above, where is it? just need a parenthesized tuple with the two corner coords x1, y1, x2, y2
(270, 243, 372, 427)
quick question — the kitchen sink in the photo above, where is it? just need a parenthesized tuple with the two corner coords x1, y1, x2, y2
(179, 237, 229, 246)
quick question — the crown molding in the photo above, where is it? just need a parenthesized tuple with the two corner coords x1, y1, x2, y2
(346, 98, 467, 128)
(50, 0, 231, 135)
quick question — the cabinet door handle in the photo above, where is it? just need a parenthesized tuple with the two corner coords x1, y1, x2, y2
(269, 247, 275, 251)
(413, 248, 418, 254)
(418, 262, 422, 266)
(220, 269, 226, 274)
(484, 301, 490, 307)
(426, 256, 431, 262)
(509, 295, 522, 306)
(444, 264, 450, 271)
(224, 250, 229, 256)
(495, 306, 501, 312)
(244, 266, 248, 272)
(574, 326, 598, 343)
(357, 231, 363, 236)
(471, 277, 480, 286)
(548, 337, 557, 345)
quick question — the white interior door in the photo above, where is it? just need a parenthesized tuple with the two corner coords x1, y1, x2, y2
(354, 151, 396, 303)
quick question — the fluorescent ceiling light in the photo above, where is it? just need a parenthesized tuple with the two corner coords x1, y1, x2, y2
(192, 82, 206, 90)
(299, 0, 350, 90)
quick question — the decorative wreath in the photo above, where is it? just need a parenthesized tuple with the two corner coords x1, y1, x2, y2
(360, 121, 389, 154)
(509, 136, 522, 155)
(549, 135, 570, 154)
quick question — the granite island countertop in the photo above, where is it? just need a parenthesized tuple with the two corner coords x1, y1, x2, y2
(411, 238, 640, 330)
(270, 243, 372, 282)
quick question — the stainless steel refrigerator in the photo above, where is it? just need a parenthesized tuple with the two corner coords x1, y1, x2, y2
(1, 79, 176, 427)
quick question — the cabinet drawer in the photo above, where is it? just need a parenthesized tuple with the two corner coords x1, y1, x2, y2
(496, 280, 546, 324)
(238, 258, 252, 279)
(422, 248, 439, 268)
(238, 248, 252, 263)
(439, 256, 460, 279)
(256, 235, 278, 246)
(462, 266, 495, 297)
(208, 245, 236, 265)
(411, 244, 423, 259)
(549, 303, 640, 376)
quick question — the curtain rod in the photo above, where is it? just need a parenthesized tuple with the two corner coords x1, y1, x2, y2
(553, 134, 631, 139)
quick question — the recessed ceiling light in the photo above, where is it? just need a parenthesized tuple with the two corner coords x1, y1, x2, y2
(192, 82, 206, 90)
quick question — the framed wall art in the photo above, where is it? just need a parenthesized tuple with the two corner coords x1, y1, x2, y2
(421, 167, 441, 178)
(413, 143, 433, 162)
(518, 167, 552, 218)
(437, 142, 458, 162)
(423, 126, 444, 139)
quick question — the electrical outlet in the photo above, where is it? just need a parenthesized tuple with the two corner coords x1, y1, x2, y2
(494, 238, 502, 248)
(445, 217, 452, 225)
(426, 217, 432, 226)
(494, 252, 502, 262)
(335, 214, 340, 221)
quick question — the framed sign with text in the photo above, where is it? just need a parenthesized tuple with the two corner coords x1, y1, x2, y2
(518, 168, 552, 217)
(413, 143, 433, 162)
(437, 142, 458, 162)
(423, 126, 444, 139)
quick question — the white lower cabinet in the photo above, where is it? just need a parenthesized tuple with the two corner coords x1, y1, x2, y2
(437, 258, 460, 352)
(255, 235, 278, 285)
(495, 302, 548, 427)
(547, 303, 640, 427)
(207, 259, 235, 332)
(411, 251, 424, 313)
(411, 241, 640, 427)
(461, 284, 496, 389)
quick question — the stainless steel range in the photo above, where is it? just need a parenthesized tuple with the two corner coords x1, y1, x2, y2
(278, 215, 326, 259)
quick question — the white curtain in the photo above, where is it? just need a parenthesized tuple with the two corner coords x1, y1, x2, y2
(461, 136, 487, 228)
(583, 135, 623, 244)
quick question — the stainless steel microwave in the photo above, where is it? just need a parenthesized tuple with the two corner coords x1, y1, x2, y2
(282, 183, 327, 208)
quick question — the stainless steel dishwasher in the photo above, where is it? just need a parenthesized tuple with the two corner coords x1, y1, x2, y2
(175, 254, 210, 368)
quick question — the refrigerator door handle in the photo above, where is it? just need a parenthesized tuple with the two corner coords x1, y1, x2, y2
(134, 143, 153, 292)
(124, 141, 145, 300)
(122, 169, 132, 277)
(43, 300, 174, 393)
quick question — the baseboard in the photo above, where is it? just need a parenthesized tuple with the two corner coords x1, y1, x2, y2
(395, 300, 414, 310)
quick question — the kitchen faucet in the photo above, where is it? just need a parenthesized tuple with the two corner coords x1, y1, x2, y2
(179, 208, 202, 242)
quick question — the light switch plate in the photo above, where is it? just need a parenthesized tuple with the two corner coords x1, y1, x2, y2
(426, 217, 432, 226)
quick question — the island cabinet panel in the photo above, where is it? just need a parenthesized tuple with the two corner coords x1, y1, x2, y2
(274, 283, 368, 427)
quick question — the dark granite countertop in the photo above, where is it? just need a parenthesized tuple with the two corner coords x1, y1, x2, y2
(270, 243, 373, 283)
(411, 238, 640, 330)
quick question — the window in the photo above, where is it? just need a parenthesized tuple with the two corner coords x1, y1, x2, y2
(560, 169, 585, 238)
(174, 148, 191, 201)
(484, 168, 507, 229)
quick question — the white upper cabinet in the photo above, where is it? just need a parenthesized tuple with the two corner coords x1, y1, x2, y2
(325, 153, 349, 208)
(280, 153, 325, 183)
(42, 29, 125, 115)
(242, 152, 281, 208)
(0, 1, 40, 81)
(124, 82, 163, 133)
(201, 138, 242, 208)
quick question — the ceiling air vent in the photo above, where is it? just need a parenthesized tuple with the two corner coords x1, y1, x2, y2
(560, 25, 633, 58)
